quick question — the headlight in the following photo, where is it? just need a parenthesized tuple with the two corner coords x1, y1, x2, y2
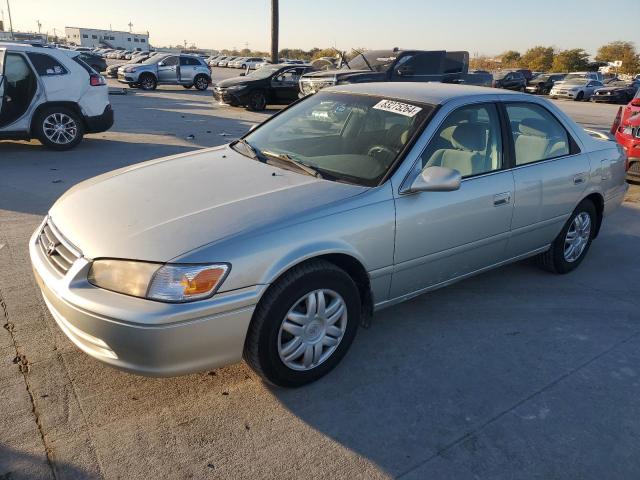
(88, 260, 229, 302)
(124, 66, 137, 73)
(621, 125, 634, 136)
(226, 85, 247, 92)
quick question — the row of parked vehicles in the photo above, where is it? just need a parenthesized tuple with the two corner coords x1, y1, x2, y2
(205, 54, 306, 70)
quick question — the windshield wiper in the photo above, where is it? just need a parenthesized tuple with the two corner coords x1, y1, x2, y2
(261, 150, 323, 178)
(230, 138, 265, 162)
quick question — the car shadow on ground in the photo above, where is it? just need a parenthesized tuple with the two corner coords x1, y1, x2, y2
(0, 444, 99, 479)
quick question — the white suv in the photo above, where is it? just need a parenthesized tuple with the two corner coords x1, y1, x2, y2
(0, 43, 113, 150)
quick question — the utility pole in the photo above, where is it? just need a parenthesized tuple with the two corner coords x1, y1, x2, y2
(128, 21, 133, 32)
(270, 0, 278, 64)
(37, 19, 41, 33)
(6, 0, 14, 40)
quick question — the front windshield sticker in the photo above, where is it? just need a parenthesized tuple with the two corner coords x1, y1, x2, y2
(373, 99, 422, 117)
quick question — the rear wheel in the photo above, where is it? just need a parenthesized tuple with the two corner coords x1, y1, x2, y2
(34, 107, 84, 151)
(247, 91, 267, 111)
(194, 75, 210, 91)
(139, 73, 157, 91)
(537, 199, 597, 274)
(243, 260, 360, 387)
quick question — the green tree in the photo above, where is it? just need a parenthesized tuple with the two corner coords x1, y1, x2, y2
(595, 41, 639, 74)
(551, 49, 590, 72)
(500, 50, 521, 67)
(521, 46, 555, 72)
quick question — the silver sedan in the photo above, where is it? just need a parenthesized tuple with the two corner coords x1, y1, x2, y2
(30, 83, 628, 387)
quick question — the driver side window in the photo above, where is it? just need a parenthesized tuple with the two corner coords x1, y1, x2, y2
(272, 69, 300, 85)
(421, 104, 503, 178)
(162, 56, 179, 66)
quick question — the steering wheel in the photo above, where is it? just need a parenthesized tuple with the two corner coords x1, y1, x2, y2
(367, 145, 396, 158)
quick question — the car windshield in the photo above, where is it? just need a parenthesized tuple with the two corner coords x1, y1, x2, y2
(494, 71, 511, 79)
(141, 55, 165, 65)
(535, 74, 551, 81)
(564, 79, 588, 86)
(239, 92, 434, 186)
(564, 74, 588, 80)
(245, 65, 283, 79)
(343, 50, 398, 72)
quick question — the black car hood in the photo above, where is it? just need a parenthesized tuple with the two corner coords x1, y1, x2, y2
(597, 85, 631, 92)
(217, 76, 256, 88)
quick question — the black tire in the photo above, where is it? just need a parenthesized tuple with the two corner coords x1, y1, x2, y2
(247, 91, 267, 111)
(575, 91, 584, 101)
(182, 84, 193, 89)
(536, 199, 597, 274)
(241, 64, 247, 69)
(194, 75, 210, 91)
(34, 106, 84, 151)
(139, 73, 157, 91)
(243, 259, 360, 387)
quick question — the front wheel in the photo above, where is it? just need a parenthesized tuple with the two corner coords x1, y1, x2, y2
(247, 91, 267, 111)
(575, 91, 585, 101)
(537, 199, 596, 274)
(243, 260, 360, 387)
(34, 107, 84, 151)
(138, 74, 157, 91)
(194, 75, 210, 91)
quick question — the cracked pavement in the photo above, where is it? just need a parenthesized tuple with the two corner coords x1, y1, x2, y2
(1, 80, 639, 479)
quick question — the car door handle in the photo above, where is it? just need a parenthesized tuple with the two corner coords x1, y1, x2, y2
(493, 192, 511, 206)
(573, 173, 587, 184)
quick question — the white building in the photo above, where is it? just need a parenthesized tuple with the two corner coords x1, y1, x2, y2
(65, 27, 150, 51)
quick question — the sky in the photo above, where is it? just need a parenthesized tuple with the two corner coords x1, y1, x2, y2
(3, 0, 639, 56)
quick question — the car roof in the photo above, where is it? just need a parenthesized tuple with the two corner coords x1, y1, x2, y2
(325, 82, 518, 105)
(0, 42, 80, 59)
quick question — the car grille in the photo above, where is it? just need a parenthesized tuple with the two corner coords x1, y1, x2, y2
(629, 161, 640, 174)
(37, 218, 81, 275)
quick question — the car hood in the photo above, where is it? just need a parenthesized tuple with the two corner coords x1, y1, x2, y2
(49, 147, 367, 262)
(217, 77, 255, 88)
(597, 86, 630, 92)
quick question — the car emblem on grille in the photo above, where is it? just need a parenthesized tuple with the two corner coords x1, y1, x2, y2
(46, 240, 57, 256)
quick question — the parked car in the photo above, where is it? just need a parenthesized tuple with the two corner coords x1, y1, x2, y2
(550, 78, 603, 101)
(218, 56, 237, 67)
(214, 63, 313, 110)
(514, 69, 533, 83)
(229, 57, 248, 68)
(30, 83, 626, 387)
(591, 81, 639, 104)
(611, 88, 640, 182)
(525, 73, 566, 95)
(78, 52, 107, 73)
(462, 70, 493, 87)
(299, 49, 480, 96)
(240, 57, 266, 70)
(492, 70, 527, 91)
(0, 43, 113, 149)
(117, 54, 211, 91)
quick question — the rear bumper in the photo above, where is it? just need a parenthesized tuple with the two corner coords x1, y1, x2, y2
(29, 222, 263, 376)
(84, 104, 114, 134)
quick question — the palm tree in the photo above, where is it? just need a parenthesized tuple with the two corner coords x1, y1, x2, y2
(271, 0, 279, 64)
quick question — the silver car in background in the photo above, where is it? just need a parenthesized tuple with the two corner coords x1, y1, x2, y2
(117, 53, 211, 91)
(550, 78, 604, 101)
(30, 83, 627, 387)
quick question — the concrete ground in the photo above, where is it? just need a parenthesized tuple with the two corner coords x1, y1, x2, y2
(1, 77, 639, 480)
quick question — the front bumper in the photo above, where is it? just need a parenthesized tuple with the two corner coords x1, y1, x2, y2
(117, 72, 138, 83)
(627, 158, 640, 181)
(591, 93, 626, 103)
(84, 104, 114, 134)
(213, 88, 248, 106)
(29, 221, 263, 376)
(550, 90, 578, 99)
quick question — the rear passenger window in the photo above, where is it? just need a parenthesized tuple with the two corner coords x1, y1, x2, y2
(421, 104, 503, 178)
(505, 104, 570, 165)
(180, 57, 201, 66)
(26, 52, 67, 76)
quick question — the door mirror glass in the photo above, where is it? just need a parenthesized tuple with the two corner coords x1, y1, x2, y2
(410, 166, 461, 192)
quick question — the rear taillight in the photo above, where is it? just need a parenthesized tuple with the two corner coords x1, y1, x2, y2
(90, 74, 106, 86)
(611, 106, 622, 135)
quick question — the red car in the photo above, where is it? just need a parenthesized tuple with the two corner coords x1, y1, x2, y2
(612, 88, 640, 182)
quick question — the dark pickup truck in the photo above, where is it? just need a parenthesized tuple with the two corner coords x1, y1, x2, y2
(299, 49, 487, 96)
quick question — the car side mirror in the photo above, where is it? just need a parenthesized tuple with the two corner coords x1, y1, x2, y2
(409, 166, 461, 193)
(396, 65, 414, 76)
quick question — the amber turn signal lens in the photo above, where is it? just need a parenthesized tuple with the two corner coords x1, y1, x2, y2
(181, 268, 226, 296)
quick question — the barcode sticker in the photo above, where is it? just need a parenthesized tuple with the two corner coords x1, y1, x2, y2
(373, 99, 422, 117)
